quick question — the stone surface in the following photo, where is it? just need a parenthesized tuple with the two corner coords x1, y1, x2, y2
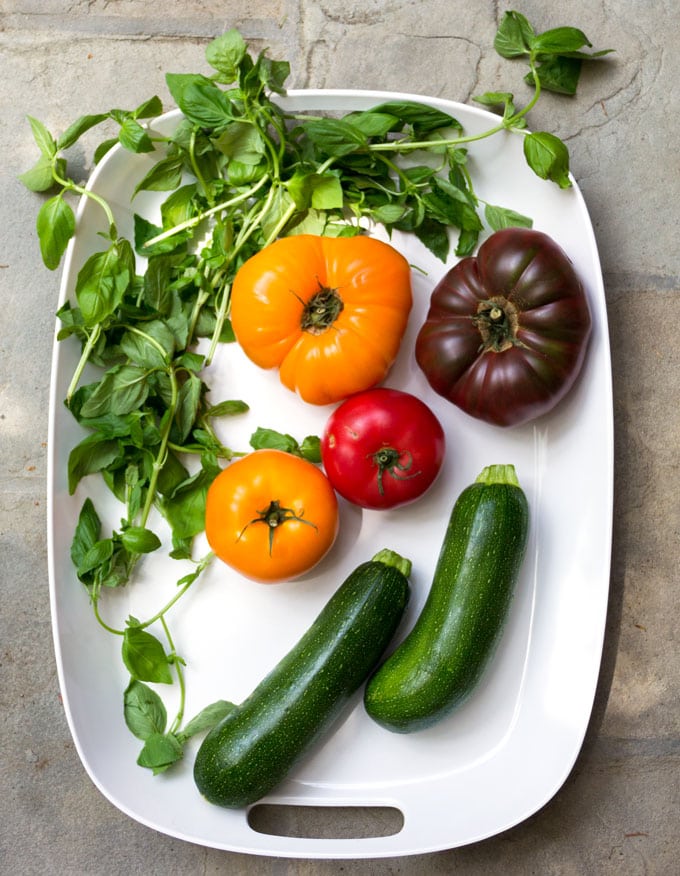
(1, 1, 677, 873)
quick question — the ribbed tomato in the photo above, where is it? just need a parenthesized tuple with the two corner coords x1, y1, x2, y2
(415, 228, 592, 427)
(230, 234, 412, 405)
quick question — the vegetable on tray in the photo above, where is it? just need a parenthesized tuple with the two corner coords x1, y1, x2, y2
(364, 465, 529, 733)
(204, 449, 339, 582)
(415, 228, 592, 427)
(231, 235, 412, 405)
(321, 388, 446, 509)
(194, 549, 411, 808)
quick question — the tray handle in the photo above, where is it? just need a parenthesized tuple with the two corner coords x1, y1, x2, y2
(245, 801, 420, 857)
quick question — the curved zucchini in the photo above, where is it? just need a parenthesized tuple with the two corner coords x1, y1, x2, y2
(364, 464, 529, 733)
(193, 549, 411, 808)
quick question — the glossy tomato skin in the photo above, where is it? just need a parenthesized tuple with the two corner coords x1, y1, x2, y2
(415, 228, 592, 427)
(321, 388, 446, 510)
(230, 235, 412, 405)
(205, 450, 339, 583)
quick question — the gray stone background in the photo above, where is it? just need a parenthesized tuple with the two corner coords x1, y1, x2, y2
(1, 1, 677, 873)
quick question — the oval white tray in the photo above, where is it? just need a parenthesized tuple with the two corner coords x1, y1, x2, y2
(47, 90, 614, 858)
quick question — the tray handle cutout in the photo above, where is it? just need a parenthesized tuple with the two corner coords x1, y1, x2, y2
(247, 804, 404, 840)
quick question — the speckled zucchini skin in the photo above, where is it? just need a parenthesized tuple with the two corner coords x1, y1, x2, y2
(364, 465, 529, 733)
(193, 552, 410, 808)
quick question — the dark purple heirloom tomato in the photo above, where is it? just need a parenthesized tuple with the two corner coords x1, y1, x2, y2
(415, 228, 592, 427)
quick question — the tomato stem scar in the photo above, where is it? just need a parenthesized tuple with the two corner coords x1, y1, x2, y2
(238, 499, 318, 555)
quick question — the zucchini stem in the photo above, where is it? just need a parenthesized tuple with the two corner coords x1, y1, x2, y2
(475, 464, 520, 487)
(372, 548, 412, 579)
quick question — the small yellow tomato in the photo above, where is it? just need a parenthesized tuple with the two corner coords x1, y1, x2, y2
(205, 450, 339, 583)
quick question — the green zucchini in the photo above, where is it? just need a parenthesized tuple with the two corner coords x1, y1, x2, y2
(193, 549, 411, 808)
(364, 464, 529, 733)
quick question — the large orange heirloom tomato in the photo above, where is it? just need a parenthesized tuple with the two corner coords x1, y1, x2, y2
(230, 234, 413, 405)
(204, 449, 339, 583)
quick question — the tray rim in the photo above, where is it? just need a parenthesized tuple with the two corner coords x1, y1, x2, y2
(46, 87, 614, 859)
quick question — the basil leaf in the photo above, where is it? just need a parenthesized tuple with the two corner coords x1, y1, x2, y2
(531, 26, 591, 55)
(301, 118, 368, 157)
(343, 111, 400, 138)
(26, 115, 57, 159)
(523, 131, 571, 188)
(124, 465, 145, 523)
(116, 237, 137, 283)
(122, 626, 173, 684)
(77, 537, 115, 578)
(473, 91, 524, 124)
(99, 542, 133, 589)
(70, 498, 101, 572)
(174, 372, 202, 443)
(299, 435, 322, 464)
(250, 427, 300, 455)
(255, 56, 290, 94)
(120, 320, 175, 368)
(133, 154, 184, 197)
(527, 56, 583, 95)
(136, 732, 183, 774)
(120, 526, 161, 554)
(249, 427, 321, 462)
(415, 217, 450, 262)
(57, 113, 109, 150)
(119, 118, 155, 154)
(124, 680, 167, 740)
(371, 203, 408, 225)
(205, 29, 247, 81)
(133, 95, 163, 120)
(18, 156, 56, 193)
(178, 700, 237, 742)
(484, 203, 533, 231)
(285, 170, 313, 210)
(311, 173, 344, 210)
(36, 195, 75, 270)
(75, 245, 130, 326)
(159, 455, 220, 541)
(79, 364, 151, 418)
(213, 121, 265, 165)
(259, 187, 295, 241)
(160, 184, 197, 228)
(455, 227, 480, 257)
(370, 101, 461, 134)
(227, 158, 264, 186)
(493, 11, 535, 58)
(424, 178, 482, 232)
(207, 399, 249, 418)
(94, 137, 119, 164)
(392, 199, 426, 233)
(167, 75, 234, 129)
(67, 434, 122, 494)
(165, 73, 212, 113)
(142, 256, 174, 314)
(174, 351, 205, 373)
(286, 170, 344, 211)
(402, 165, 437, 185)
(134, 213, 189, 255)
(156, 450, 190, 498)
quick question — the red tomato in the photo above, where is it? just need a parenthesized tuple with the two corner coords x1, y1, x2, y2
(321, 388, 446, 510)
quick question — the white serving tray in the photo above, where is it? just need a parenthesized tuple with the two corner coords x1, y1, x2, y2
(47, 90, 613, 858)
